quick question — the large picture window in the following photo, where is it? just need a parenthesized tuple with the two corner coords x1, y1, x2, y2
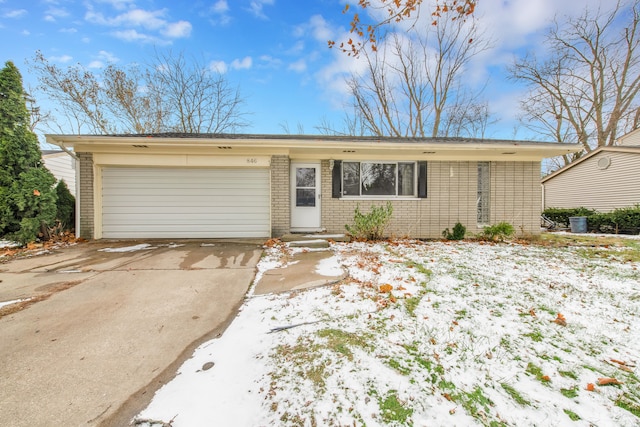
(342, 161, 416, 197)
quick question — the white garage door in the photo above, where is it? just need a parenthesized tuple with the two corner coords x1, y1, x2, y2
(102, 167, 270, 238)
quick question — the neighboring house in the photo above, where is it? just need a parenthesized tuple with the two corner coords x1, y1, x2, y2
(542, 129, 640, 212)
(45, 134, 578, 240)
(42, 150, 77, 195)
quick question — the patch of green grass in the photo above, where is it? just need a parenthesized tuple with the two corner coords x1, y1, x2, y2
(500, 336, 512, 350)
(500, 383, 530, 406)
(616, 396, 640, 418)
(316, 328, 371, 361)
(404, 296, 421, 316)
(526, 362, 551, 384)
(453, 387, 494, 419)
(524, 330, 544, 342)
(559, 370, 578, 380)
(577, 247, 640, 263)
(379, 390, 414, 425)
(403, 344, 434, 371)
(404, 261, 433, 278)
(387, 357, 411, 376)
(438, 380, 456, 391)
(537, 305, 556, 316)
(560, 387, 579, 399)
(274, 340, 328, 390)
(455, 309, 468, 319)
(563, 409, 581, 421)
(541, 233, 633, 248)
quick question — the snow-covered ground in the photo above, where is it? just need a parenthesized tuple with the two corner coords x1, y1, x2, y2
(0, 239, 19, 249)
(136, 238, 640, 426)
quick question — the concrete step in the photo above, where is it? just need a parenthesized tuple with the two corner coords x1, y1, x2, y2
(280, 233, 350, 243)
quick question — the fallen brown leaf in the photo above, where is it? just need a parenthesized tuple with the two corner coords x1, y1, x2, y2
(597, 377, 623, 386)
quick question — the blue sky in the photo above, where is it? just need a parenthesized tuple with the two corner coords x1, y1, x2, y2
(0, 0, 613, 140)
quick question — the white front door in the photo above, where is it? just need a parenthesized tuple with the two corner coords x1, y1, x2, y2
(290, 162, 321, 231)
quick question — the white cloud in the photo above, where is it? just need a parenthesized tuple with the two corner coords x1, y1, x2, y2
(49, 55, 73, 63)
(3, 9, 27, 18)
(231, 56, 253, 70)
(307, 15, 334, 42)
(209, 0, 231, 25)
(85, 7, 192, 42)
(98, 50, 119, 63)
(162, 20, 192, 38)
(21, 29, 30, 36)
(287, 40, 305, 55)
(259, 55, 283, 69)
(209, 60, 228, 74)
(86, 8, 167, 30)
(212, 0, 229, 14)
(288, 59, 307, 73)
(88, 60, 104, 69)
(94, 0, 135, 11)
(44, 7, 70, 22)
(111, 29, 165, 44)
(248, 0, 274, 19)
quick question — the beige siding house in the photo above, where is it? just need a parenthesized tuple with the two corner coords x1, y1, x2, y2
(542, 130, 640, 212)
(46, 134, 578, 240)
(42, 150, 76, 195)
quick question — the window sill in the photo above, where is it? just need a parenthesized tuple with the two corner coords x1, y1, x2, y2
(339, 197, 422, 201)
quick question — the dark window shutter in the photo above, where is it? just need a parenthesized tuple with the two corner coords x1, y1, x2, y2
(332, 160, 342, 198)
(418, 161, 427, 198)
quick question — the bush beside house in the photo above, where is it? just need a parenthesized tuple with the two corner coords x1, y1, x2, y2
(543, 206, 640, 234)
(0, 61, 74, 245)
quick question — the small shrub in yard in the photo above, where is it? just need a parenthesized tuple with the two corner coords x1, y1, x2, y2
(345, 201, 393, 240)
(442, 222, 466, 240)
(479, 222, 514, 242)
(55, 180, 75, 231)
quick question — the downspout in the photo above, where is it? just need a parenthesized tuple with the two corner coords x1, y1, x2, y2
(56, 141, 78, 161)
(74, 156, 80, 238)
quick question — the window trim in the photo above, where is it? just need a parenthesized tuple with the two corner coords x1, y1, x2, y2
(477, 161, 491, 225)
(340, 160, 418, 199)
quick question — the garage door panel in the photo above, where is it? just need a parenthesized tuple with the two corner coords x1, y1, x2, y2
(104, 179, 269, 189)
(103, 203, 270, 214)
(104, 213, 270, 223)
(103, 189, 266, 202)
(101, 167, 270, 238)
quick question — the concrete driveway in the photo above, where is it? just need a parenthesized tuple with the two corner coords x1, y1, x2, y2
(0, 239, 263, 427)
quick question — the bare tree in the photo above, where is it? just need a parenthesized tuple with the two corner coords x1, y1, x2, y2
(148, 51, 249, 134)
(31, 51, 115, 134)
(510, 0, 640, 166)
(30, 50, 250, 135)
(102, 65, 165, 134)
(278, 120, 305, 135)
(343, 16, 491, 137)
(329, 0, 477, 56)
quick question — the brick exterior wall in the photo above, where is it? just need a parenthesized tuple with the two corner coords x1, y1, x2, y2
(75, 153, 541, 240)
(270, 155, 290, 236)
(77, 152, 94, 240)
(490, 161, 542, 235)
(320, 160, 542, 239)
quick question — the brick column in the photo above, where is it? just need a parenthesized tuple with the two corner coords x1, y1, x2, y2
(77, 152, 94, 240)
(270, 155, 290, 237)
